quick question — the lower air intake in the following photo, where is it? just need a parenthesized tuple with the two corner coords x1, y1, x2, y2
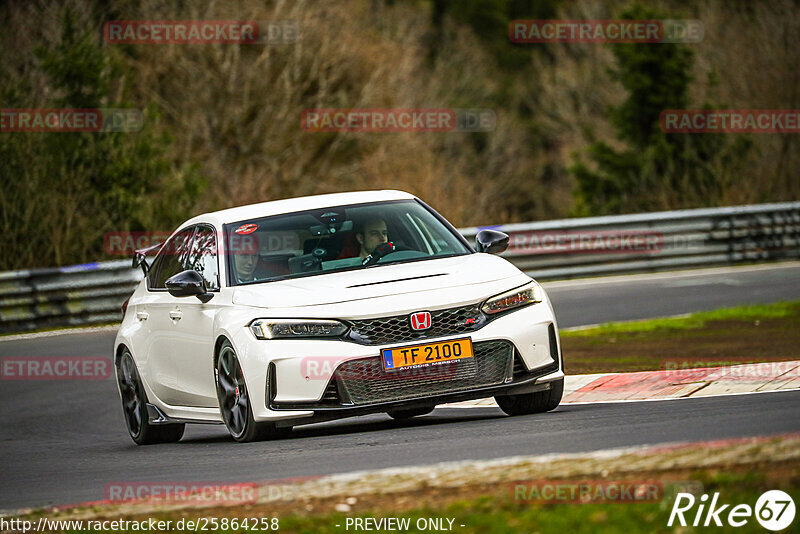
(333, 340, 514, 405)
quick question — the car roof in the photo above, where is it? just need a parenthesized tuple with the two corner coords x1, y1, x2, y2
(182, 190, 417, 228)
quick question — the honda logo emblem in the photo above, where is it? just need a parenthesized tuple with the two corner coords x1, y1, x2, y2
(410, 311, 432, 331)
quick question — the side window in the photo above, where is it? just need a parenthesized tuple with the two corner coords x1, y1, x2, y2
(147, 227, 195, 290)
(186, 225, 220, 291)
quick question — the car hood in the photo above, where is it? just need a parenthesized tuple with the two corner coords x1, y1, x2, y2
(231, 254, 527, 310)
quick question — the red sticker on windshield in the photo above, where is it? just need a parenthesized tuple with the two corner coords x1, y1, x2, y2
(234, 223, 258, 235)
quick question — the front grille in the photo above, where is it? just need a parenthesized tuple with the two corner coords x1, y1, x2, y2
(320, 380, 340, 404)
(548, 322, 560, 365)
(513, 355, 527, 377)
(333, 340, 514, 405)
(347, 304, 486, 345)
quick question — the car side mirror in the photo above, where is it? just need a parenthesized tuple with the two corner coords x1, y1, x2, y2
(165, 270, 214, 303)
(475, 229, 509, 254)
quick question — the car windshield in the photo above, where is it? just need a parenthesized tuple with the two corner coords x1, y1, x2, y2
(224, 200, 471, 285)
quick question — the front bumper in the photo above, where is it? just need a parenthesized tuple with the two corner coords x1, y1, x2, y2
(231, 298, 563, 425)
(268, 357, 561, 427)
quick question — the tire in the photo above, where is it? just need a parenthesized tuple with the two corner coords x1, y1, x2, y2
(387, 406, 434, 420)
(116, 349, 185, 445)
(215, 340, 280, 442)
(495, 378, 563, 416)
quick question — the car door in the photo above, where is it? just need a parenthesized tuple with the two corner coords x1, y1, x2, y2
(142, 226, 196, 406)
(169, 224, 220, 408)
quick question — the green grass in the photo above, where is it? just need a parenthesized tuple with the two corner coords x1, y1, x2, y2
(561, 300, 800, 338)
(269, 471, 797, 534)
(41, 469, 795, 533)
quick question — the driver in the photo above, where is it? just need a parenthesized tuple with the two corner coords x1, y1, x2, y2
(355, 217, 388, 260)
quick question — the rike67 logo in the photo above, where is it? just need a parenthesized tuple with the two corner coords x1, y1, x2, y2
(669, 490, 795, 531)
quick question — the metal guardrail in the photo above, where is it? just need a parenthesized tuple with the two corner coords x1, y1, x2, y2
(461, 201, 800, 280)
(0, 261, 142, 334)
(1, 202, 798, 334)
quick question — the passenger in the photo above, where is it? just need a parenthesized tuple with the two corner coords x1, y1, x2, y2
(231, 233, 261, 283)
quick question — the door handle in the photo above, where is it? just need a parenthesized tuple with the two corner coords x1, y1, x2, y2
(136, 311, 149, 321)
(169, 310, 183, 321)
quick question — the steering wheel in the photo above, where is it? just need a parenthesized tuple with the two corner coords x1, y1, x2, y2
(362, 242, 401, 266)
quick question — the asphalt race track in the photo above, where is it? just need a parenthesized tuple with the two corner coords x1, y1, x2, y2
(1, 390, 798, 511)
(1, 263, 800, 510)
(544, 262, 800, 327)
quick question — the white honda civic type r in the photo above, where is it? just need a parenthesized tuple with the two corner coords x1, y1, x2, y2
(114, 190, 564, 444)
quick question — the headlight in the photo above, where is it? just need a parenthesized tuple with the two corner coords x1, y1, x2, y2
(481, 282, 544, 315)
(250, 319, 348, 339)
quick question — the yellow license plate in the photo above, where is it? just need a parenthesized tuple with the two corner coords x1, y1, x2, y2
(381, 338, 474, 371)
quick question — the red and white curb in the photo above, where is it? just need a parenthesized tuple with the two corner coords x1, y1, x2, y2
(443, 360, 800, 408)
